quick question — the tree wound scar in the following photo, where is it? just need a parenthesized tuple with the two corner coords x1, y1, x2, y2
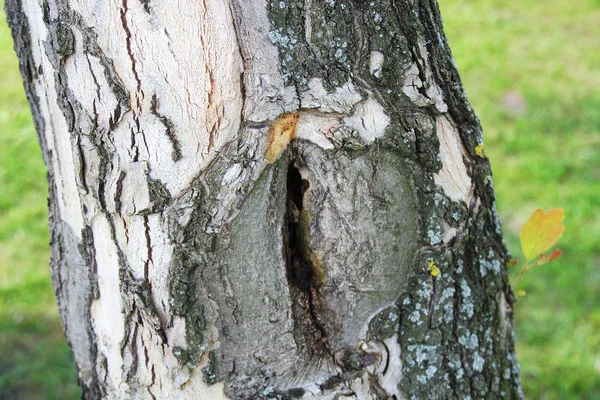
(266, 112, 300, 163)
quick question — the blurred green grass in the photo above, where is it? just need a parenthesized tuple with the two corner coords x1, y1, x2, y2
(0, 0, 598, 398)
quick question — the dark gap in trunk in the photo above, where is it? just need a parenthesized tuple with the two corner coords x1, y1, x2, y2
(286, 164, 312, 290)
(284, 162, 331, 357)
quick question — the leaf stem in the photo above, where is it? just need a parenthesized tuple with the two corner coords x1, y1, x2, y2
(512, 260, 529, 287)
(512, 258, 549, 287)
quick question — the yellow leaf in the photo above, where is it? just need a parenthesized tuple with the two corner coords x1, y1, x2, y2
(520, 208, 565, 261)
(516, 290, 527, 297)
(428, 260, 440, 277)
(475, 143, 486, 158)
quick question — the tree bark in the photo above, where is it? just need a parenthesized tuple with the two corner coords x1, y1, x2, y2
(6, 0, 523, 398)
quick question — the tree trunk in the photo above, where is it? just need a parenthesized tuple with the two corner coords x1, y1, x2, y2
(6, 0, 522, 398)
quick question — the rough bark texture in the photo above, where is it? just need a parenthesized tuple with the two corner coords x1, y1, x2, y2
(6, 0, 523, 398)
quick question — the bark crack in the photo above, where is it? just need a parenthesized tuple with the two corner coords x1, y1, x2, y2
(129, 126, 139, 162)
(114, 171, 126, 215)
(86, 54, 102, 102)
(139, 0, 151, 14)
(205, 69, 221, 152)
(120, 0, 143, 96)
(143, 215, 153, 281)
(427, 274, 440, 329)
(76, 133, 89, 194)
(150, 93, 183, 161)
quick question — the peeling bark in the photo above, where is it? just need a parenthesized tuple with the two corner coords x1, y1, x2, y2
(6, 0, 522, 398)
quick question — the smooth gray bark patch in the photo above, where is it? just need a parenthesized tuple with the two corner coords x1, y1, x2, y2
(296, 144, 419, 352)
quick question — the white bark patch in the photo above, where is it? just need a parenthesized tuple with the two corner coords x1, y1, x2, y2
(167, 316, 188, 349)
(230, 1, 300, 121)
(300, 78, 362, 113)
(379, 335, 404, 399)
(222, 163, 247, 188)
(247, 78, 298, 122)
(110, 163, 151, 215)
(348, 373, 377, 400)
(23, 0, 85, 238)
(138, 347, 231, 399)
(404, 41, 449, 113)
(442, 226, 458, 244)
(205, 163, 250, 232)
(89, 215, 126, 395)
(433, 116, 472, 203)
(170, 364, 231, 400)
(68, 0, 244, 195)
(63, 29, 120, 133)
(361, 333, 403, 399)
(120, 214, 171, 309)
(402, 63, 448, 113)
(296, 112, 338, 150)
(180, 381, 231, 400)
(343, 98, 390, 143)
(369, 51, 384, 78)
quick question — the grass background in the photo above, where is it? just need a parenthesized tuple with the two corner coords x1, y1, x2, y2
(0, 0, 598, 398)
